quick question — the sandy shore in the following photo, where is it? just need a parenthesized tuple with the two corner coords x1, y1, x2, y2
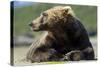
(13, 37, 97, 66)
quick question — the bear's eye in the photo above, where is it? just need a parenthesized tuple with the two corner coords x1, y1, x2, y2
(42, 12, 48, 16)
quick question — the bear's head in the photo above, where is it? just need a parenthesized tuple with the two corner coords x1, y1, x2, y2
(29, 6, 75, 31)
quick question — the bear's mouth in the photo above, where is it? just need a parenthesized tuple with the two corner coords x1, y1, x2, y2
(31, 27, 40, 31)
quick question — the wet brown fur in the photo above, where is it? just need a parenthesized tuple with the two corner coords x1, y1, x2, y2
(26, 6, 95, 62)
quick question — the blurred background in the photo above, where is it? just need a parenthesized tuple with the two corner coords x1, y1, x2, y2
(12, 1, 97, 65)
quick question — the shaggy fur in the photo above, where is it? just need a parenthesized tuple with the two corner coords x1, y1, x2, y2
(26, 6, 94, 62)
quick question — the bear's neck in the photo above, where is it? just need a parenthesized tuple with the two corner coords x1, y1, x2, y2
(47, 28, 68, 41)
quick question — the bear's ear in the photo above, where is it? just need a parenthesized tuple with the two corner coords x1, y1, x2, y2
(63, 6, 72, 14)
(63, 6, 75, 16)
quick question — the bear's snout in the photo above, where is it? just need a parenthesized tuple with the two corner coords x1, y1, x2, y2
(29, 22, 41, 31)
(29, 22, 33, 27)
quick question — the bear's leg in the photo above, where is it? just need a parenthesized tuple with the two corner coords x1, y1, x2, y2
(27, 48, 63, 63)
(62, 47, 95, 61)
(82, 47, 95, 60)
(63, 50, 84, 61)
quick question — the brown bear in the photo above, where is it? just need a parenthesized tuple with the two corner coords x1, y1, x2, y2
(26, 6, 95, 62)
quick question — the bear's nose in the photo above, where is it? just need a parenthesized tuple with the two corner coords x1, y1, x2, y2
(29, 22, 33, 27)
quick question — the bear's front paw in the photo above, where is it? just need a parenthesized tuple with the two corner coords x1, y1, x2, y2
(63, 50, 84, 61)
